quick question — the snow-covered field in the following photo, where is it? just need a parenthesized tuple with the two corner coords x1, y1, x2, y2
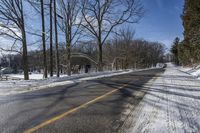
(8, 73, 45, 80)
(8, 73, 81, 80)
(0, 69, 137, 96)
(127, 63, 200, 133)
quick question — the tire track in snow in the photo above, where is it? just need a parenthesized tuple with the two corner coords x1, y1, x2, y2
(129, 63, 200, 133)
(173, 78, 200, 132)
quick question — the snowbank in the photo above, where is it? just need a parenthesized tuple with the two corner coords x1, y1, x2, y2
(179, 65, 200, 79)
(0, 70, 134, 96)
(0, 67, 161, 96)
(8, 73, 45, 80)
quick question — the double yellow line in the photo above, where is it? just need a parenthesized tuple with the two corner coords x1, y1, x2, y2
(24, 83, 129, 133)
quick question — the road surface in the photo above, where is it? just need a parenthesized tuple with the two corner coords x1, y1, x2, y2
(1, 64, 199, 133)
(0, 69, 163, 133)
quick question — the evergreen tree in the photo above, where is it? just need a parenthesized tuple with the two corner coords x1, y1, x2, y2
(171, 37, 180, 65)
(181, 0, 200, 64)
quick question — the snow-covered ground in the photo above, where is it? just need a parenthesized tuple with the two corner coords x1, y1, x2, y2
(179, 65, 200, 79)
(128, 63, 200, 133)
(8, 73, 45, 80)
(8, 73, 87, 80)
(0, 69, 138, 96)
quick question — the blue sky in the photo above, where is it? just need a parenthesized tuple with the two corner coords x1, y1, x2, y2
(0, 0, 185, 54)
(133, 0, 184, 50)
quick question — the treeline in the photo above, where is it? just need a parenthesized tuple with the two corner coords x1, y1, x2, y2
(1, 36, 165, 74)
(0, 0, 164, 80)
(104, 29, 164, 69)
(171, 0, 200, 65)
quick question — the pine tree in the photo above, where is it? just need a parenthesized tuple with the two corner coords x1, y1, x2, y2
(171, 37, 180, 65)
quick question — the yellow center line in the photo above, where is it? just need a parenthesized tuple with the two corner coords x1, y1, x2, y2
(24, 83, 129, 133)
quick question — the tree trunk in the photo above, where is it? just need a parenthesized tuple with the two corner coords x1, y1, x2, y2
(122, 59, 124, 69)
(21, 0, 29, 80)
(66, 32, 71, 76)
(134, 61, 137, 70)
(41, 0, 47, 78)
(65, 27, 71, 76)
(22, 31, 29, 80)
(98, 44, 103, 71)
(49, 0, 53, 77)
(66, 2, 71, 76)
(66, 2, 72, 76)
(54, 0, 60, 77)
(67, 53, 71, 76)
(116, 59, 118, 70)
(97, 37, 103, 71)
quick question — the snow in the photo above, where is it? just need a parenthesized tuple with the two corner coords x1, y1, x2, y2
(128, 63, 200, 133)
(8, 73, 45, 80)
(191, 69, 200, 78)
(179, 65, 200, 79)
(0, 67, 163, 96)
(0, 69, 137, 96)
(8, 73, 73, 80)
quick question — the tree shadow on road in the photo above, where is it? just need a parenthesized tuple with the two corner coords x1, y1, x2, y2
(0, 69, 166, 133)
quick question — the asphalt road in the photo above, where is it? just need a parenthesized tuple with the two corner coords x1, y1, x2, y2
(0, 68, 164, 133)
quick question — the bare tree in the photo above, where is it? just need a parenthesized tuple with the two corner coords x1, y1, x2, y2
(27, 0, 48, 78)
(49, 0, 53, 77)
(40, 0, 47, 78)
(104, 38, 165, 70)
(103, 27, 135, 70)
(54, 0, 60, 77)
(57, 0, 83, 76)
(0, 0, 29, 80)
(117, 27, 135, 69)
(80, 0, 144, 71)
